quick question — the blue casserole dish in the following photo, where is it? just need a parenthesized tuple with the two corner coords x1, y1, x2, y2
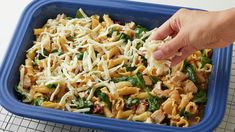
(0, 0, 233, 131)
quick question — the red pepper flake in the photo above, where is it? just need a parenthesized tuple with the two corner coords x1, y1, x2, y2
(92, 104, 104, 114)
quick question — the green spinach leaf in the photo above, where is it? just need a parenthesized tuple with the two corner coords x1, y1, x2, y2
(111, 76, 128, 83)
(184, 62, 197, 83)
(135, 25, 147, 38)
(32, 97, 45, 106)
(201, 56, 212, 67)
(147, 94, 160, 112)
(76, 52, 84, 60)
(46, 83, 58, 89)
(193, 89, 207, 104)
(74, 98, 93, 109)
(128, 72, 145, 88)
(119, 33, 131, 42)
(76, 9, 85, 18)
(126, 98, 140, 108)
(148, 75, 158, 84)
(180, 108, 193, 119)
(95, 88, 111, 109)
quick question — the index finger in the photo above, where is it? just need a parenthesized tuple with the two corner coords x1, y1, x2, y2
(149, 19, 175, 40)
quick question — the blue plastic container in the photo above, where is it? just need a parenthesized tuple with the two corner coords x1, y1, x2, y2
(0, 0, 233, 131)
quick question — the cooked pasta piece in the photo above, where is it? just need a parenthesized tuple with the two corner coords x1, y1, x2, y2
(202, 64, 212, 73)
(171, 61, 184, 74)
(162, 98, 178, 115)
(115, 81, 132, 89)
(190, 116, 201, 125)
(108, 57, 127, 68)
(106, 46, 120, 59)
(114, 97, 125, 111)
(178, 93, 193, 110)
(91, 15, 99, 29)
(104, 106, 114, 118)
(127, 114, 134, 121)
(176, 117, 189, 127)
(132, 112, 152, 121)
(117, 86, 140, 96)
(185, 102, 198, 114)
(130, 92, 148, 99)
(34, 28, 44, 35)
(169, 90, 181, 105)
(204, 49, 213, 57)
(41, 101, 62, 109)
(116, 110, 134, 119)
(103, 15, 114, 26)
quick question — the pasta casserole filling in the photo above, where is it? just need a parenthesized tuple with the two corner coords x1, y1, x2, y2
(16, 8, 212, 127)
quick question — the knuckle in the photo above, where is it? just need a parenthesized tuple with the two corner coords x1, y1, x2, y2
(177, 8, 188, 14)
(169, 18, 178, 29)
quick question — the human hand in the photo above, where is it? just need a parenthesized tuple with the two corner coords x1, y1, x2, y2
(150, 8, 235, 66)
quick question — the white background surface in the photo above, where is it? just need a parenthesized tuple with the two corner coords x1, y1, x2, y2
(1, 0, 235, 66)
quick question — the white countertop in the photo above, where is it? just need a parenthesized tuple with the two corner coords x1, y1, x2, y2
(0, 0, 235, 66)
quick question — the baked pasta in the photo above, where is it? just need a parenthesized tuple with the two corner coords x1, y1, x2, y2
(16, 8, 212, 127)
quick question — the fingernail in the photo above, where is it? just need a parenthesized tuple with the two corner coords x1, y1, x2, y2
(153, 50, 164, 60)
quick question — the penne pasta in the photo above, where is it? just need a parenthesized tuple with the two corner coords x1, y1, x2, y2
(117, 86, 140, 96)
(132, 112, 151, 121)
(41, 101, 62, 109)
(104, 106, 114, 118)
(116, 110, 134, 119)
(34, 28, 44, 35)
